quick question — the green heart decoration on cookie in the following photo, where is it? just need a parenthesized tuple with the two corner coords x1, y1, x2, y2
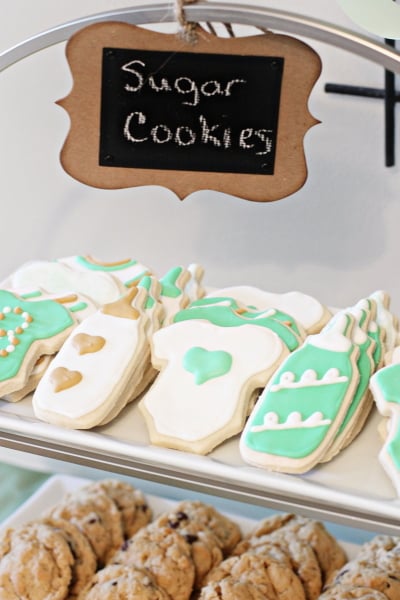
(183, 346, 232, 385)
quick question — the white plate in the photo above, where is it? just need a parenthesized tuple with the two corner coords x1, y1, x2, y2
(0, 391, 398, 533)
(0, 474, 361, 560)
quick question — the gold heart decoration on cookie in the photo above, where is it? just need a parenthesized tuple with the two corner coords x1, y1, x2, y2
(50, 367, 83, 392)
(72, 333, 106, 355)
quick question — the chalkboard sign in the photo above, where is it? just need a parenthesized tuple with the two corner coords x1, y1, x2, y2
(58, 23, 321, 202)
(100, 48, 283, 175)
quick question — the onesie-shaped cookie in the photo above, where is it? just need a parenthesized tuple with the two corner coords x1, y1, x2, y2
(206, 285, 331, 334)
(240, 313, 361, 473)
(0, 289, 76, 398)
(0, 288, 97, 402)
(190, 296, 307, 346)
(58, 255, 152, 288)
(7, 260, 125, 305)
(32, 286, 152, 429)
(139, 304, 295, 455)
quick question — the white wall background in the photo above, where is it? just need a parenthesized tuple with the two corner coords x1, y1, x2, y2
(0, 0, 399, 312)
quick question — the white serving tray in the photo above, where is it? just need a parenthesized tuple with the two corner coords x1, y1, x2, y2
(0, 390, 398, 535)
(0, 474, 362, 561)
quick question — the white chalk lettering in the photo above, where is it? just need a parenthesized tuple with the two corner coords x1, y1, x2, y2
(174, 77, 200, 107)
(239, 128, 255, 150)
(149, 75, 172, 92)
(175, 126, 196, 146)
(120, 60, 247, 106)
(123, 112, 273, 158)
(225, 79, 246, 96)
(151, 124, 172, 144)
(124, 111, 148, 142)
(200, 80, 222, 97)
(122, 60, 145, 92)
(199, 115, 222, 147)
(255, 129, 273, 155)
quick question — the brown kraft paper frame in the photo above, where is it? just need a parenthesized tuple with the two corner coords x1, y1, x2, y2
(58, 22, 322, 202)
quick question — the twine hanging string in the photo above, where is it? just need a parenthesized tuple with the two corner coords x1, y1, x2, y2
(174, 0, 200, 43)
(174, 0, 239, 42)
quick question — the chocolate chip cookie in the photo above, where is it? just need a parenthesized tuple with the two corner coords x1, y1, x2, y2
(45, 489, 124, 566)
(82, 479, 152, 538)
(171, 501, 241, 555)
(249, 513, 347, 584)
(155, 510, 223, 588)
(205, 551, 306, 600)
(111, 524, 195, 600)
(0, 521, 74, 600)
(77, 564, 169, 599)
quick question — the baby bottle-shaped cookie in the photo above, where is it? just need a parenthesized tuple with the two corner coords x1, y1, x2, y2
(240, 313, 360, 473)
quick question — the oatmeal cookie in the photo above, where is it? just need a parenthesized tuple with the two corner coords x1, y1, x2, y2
(233, 530, 322, 600)
(111, 525, 195, 600)
(45, 489, 124, 566)
(0, 521, 74, 600)
(154, 511, 223, 588)
(249, 513, 346, 584)
(41, 517, 97, 597)
(77, 564, 169, 600)
(171, 501, 241, 555)
(82, 479, 152, 538)
(205, 551, 306, 600)
(319, 584, 389, 599)
(332, 562, 400, 600)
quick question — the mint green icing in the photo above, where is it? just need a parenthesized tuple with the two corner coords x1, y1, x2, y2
(138, 276, 155, 309)
(244, 341, 355, 459)
(69, 302, 88, 313)
(20, 291, 42, 299)
(160, 267, 184, 299)
(174, 305, 300, 351)
(190, 297, 243, 311)
(369, 325, 383, 368)
(372, 363, 400, 470)
(243, 308, 302, 337)
(0, 290, 74, 382)
(183, 346, 232, 384)
(191, 297, 302, 337)
(336, 336, 374, 435)
(124, 270, 148, 288)
(75, 256, 138, 271)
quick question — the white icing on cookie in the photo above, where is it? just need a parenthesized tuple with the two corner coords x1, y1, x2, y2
(270, 368, 348, 392)
(140, 320, 286, 449)
(58, 255, 151, 287)
(250, 411, 331, 432)
(9, 261, 125, 306)
(32, 309, 148, 427)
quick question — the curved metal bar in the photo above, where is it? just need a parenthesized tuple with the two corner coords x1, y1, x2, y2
(0, 2, 400, 73)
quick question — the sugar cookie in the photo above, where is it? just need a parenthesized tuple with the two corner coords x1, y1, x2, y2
(58, 254, 151, 288)
(32, 286, 152, 429)
(8, 260, 125, 305)
(139, 303, 291, 454)
(0, 289, 76, 398)
(206, 285, 331, 333)
(240, 313, 361, 473)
